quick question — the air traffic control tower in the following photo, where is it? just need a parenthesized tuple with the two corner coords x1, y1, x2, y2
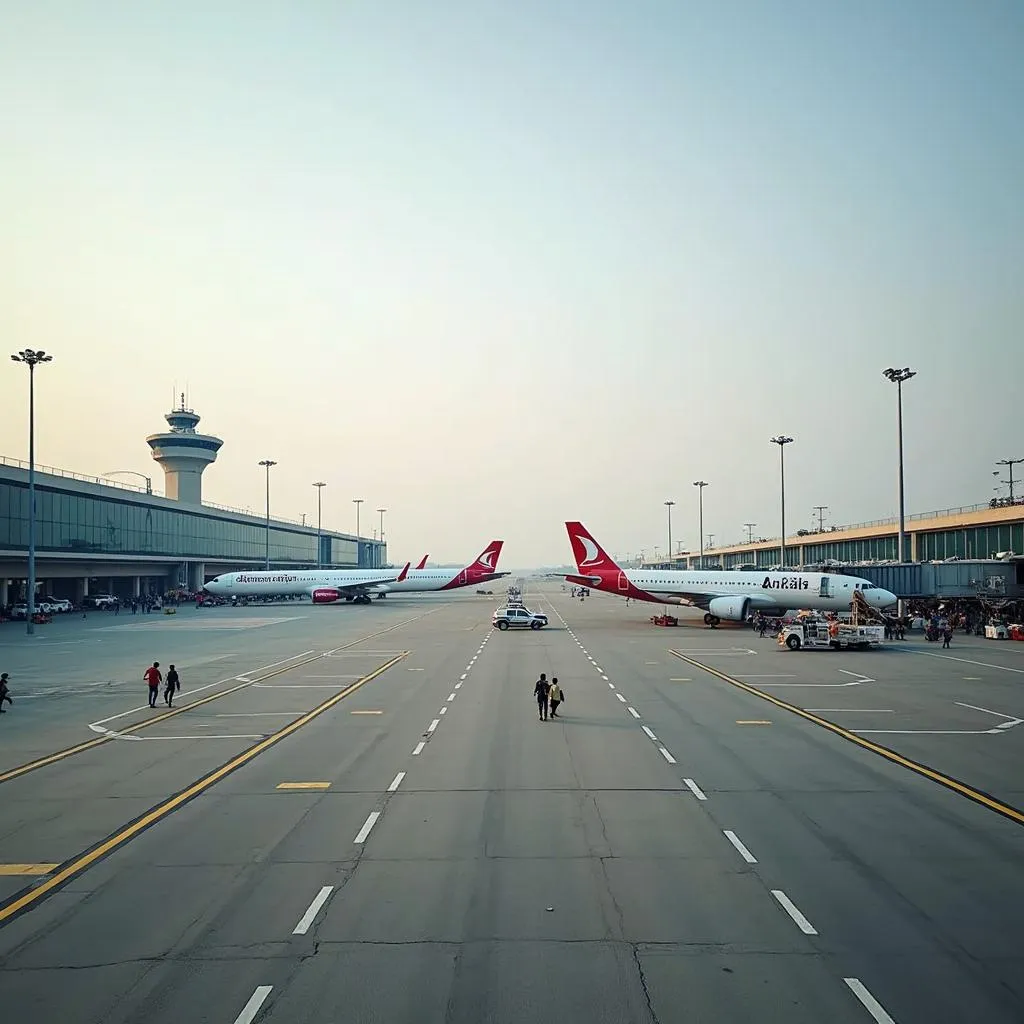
(146, 395, 223, 504)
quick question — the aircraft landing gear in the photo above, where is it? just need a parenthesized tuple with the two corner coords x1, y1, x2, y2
(703, 612, 721, 628)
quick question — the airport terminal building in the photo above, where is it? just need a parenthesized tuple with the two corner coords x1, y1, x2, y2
(0, 400, 384, 606)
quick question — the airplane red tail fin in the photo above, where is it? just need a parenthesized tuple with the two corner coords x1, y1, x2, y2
(397, 561, 411, 582)
(469, 540, 503, 573)
(565, 522, 619, 572)
(414, 555, 429, 570)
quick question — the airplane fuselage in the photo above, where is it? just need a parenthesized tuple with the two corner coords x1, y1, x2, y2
(568, 567, 895, 618)
(205, 567, 506, 598)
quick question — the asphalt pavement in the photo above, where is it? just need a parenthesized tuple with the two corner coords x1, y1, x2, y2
(0, 585, 1022, 1023)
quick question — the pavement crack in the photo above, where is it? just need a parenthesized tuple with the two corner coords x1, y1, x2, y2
(631, 943, 662, 1024)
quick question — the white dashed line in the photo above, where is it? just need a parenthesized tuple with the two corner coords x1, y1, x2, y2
(682, 778, 707, 800)
(615, 693, 627, 703)
(601, 675, 609, 680)
(232, 985, 273, 1024)
(387, 771, 406, 792)
(658, 746, 677, 765)
(642, 726, 658, 741)
(608, 682, 616, 690)
(723, 830, 758, 864)
(293, 886, 334, 935)
(447, 693, 456, 701)
(460, 673, 467, 680)
(627, 707, 641, 719)
(454, 682, 462, 690)
(412, 741, 425, 756)
(427, 718, 440, 733)
(353, 811, 381, 844)
(843, 979, 897, 1023)
(771, 890, 818, 934)
(439, 707, 447, 715)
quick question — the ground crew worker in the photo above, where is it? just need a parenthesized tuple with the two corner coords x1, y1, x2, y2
(164, 664, 180, 707)
(0, 673, 12, 714)
(549, 678, 563, 718)
(144, 661, 162, 708)
(534, 673, 550, 721)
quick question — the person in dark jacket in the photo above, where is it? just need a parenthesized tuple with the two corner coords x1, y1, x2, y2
(534, 673, 550, 721)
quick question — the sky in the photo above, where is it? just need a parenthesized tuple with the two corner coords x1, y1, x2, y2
(2, 1, 1022, 567)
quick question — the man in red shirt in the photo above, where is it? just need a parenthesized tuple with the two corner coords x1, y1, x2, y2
(144, 662, 162, 708)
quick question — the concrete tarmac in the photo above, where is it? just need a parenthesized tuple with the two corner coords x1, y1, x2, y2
(0, 585, 1022, 1022)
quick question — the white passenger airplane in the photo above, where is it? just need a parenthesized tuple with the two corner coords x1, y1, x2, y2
(204, 562, 411, 605)
(204, 541, 508, 605)
(563, 522, 897, 625)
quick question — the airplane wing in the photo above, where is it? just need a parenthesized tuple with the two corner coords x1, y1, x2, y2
(330, 562, 411, 597)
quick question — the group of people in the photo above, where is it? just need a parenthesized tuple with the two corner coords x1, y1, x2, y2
(533, 673, 565, 721)
(143, 661, 181, 707)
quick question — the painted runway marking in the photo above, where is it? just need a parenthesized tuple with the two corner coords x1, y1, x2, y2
(616, 693, 627, 703)
(292, 885, 334, 935)
(805, 709, 894, 713)
(627, 707, 641, 719)
(447, 693, 456, 701)
(843, 978, 897, 1024)
(350, 710, 384, 715)
(277, 782, 330, 790)
(439, 707, 447, 715)
(460, 673, 467, 680)
(682, 778, 707, 800)
(412, 741, 425, 756)
(353, 811, 381, 844)
(0, 864, 58, 875)
(387, 771, 406, 793)
(669, 677, 692, 682)
(736, 720, 772, 725)
(955, 701, 1023, 727)
(912, 651, 1024, 674)
(427, 718, 440, 733)
(771, 890, 818, 934)
(658, 746, 677, 764)
(232, 985, 273, 1024)
(608, 683, 616, 690)
(454, 682, 462, 690)
(601, 674, 609, 680)
(723, 830, 758, 864)
(642, 726, 658, 741)
(0, 653, 408, 924)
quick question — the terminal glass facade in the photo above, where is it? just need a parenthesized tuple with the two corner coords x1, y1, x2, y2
(0, 481, 358, 566)
(917, 523, 1023, 561)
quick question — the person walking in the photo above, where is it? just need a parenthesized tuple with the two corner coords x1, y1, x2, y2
(0, 673, 12, 714)
(164, 664, 180, 707)
(548, 678, 564, 718)
(144, 661, 162, 708)
(942, 625, 952, 649)
(534, 673, 550, 721)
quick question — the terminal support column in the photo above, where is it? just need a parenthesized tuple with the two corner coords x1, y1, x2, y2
(0, 579, 8, 607)
(189, 562, 205, 592)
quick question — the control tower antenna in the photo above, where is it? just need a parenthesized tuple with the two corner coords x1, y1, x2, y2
(146, 393, 223, 504)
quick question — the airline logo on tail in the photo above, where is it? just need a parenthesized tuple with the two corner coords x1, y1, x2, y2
(471, 540, 503, 572)
(414, 555, 429, 570)
(565, 522, 618, 571)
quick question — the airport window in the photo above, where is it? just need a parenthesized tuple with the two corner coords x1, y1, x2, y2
(0, 480, 371, 567)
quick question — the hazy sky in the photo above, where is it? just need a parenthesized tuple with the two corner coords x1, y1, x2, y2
(2, 1, 1022, 566)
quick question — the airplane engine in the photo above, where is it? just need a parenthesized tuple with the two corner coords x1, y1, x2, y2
(707, 596, 751, 621)
(311, 587, 341, 604)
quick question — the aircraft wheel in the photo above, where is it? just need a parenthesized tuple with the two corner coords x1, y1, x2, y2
(704, 612, 714, 625)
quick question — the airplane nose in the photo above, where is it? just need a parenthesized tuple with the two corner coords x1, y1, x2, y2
(876, 589, 897, 608)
